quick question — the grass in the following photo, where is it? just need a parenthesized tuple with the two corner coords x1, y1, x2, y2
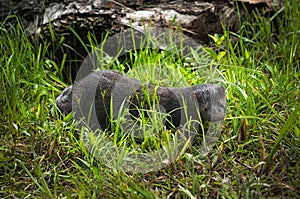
(0, 1, 299, 198)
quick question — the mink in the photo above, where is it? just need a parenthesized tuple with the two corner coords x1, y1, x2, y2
(56, 70, 226, 130)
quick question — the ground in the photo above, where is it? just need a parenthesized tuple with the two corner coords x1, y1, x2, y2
(0, 0, 299, 198)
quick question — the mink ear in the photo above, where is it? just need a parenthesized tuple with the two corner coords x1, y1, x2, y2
(217, 85, 225, 96)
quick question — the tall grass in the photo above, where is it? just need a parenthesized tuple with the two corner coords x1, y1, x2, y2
(0, 0, 299, 198)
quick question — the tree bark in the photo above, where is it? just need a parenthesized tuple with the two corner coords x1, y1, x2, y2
(1, 0, 275, 80)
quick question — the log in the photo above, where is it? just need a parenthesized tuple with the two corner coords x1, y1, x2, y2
(1, 0, 276, 80)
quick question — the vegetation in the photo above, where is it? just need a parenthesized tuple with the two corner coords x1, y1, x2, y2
(0, 1, 299, 198)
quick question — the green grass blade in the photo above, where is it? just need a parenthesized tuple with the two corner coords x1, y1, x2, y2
(17, 160, 53, 197)
(265, 103, 300, 172)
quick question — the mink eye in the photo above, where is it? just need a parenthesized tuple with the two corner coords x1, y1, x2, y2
(204, 107, 209, 112)
(198, 95, 205, 102)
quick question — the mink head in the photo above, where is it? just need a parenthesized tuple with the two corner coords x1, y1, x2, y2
(193, 84, 226, 122)
(56, 86, 73, 114)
